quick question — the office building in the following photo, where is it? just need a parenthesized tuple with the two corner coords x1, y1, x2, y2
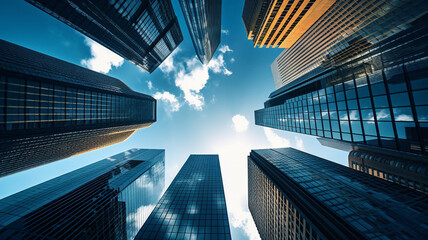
(136, 155, 231, 240)
(26, 0, 183, 73)
(248, 148, 428, 240)
(242, 0, 334, 48)
(0, 40, 156, 177)
(179, 0, 222, 64)
(349, 149, 428, 193)
(270, 0, 427, 88)
(0, 149, 165, 240)
(255, 2, 428, 157)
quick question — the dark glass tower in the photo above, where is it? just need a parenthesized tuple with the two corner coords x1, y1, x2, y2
(0, 40, 156, 177)
(135, 155, 231, 240)
(255, 0, 428, 184)
(349, 149, 428, 193)
(25, 0, 183, 73)
(0, 149, 165, 240)
(179, 0, 222, 64)
(248, 148, 428, 240)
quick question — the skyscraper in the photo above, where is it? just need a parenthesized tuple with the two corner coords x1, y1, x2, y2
(242, 0, 334, 48)
(349, 148, 428, 193)
(179, 0, 222, 64)
(255, 1, 428, 160)
(248, 148, 428, 240)
(136, 155, 231, 240)
(25, 0, 183, 73)
(0, 149, 165, 240)
(0, 39, 156, 177)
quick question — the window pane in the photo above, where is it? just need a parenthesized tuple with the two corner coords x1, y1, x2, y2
(393, 107, 414, 121)
(378, 122, 395, 138)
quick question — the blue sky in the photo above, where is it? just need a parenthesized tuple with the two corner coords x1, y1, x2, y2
(0, 1, 348, 239)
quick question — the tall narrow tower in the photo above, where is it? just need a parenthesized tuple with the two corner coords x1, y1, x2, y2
(136, 154, 231, 239)
(179, 0, 222, 64)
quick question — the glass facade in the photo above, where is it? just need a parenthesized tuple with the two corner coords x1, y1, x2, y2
(271, 0, 428, 88)
(136, 155, 231, 240)
(0, 149, 165, 240)
(256, 12, 428, 156)
(349, 149, 428, 193)
(0, 39, 156, 177)
(249, 148, 428, 240)
(179, 0, 221, 64)
(26, 0, 183, 73)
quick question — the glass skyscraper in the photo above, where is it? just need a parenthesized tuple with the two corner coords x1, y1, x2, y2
(248, 148, 428, 240)
(349, 149, 428, 193)
(179, 0, 222, 64)
(135, 155, 231, 240)
(255, 0, 428, 183)
(25, 0, 183, 73)
(0, 149, 165, 240)
(0, 39, 156, 177)
(242, 0, 334, 48)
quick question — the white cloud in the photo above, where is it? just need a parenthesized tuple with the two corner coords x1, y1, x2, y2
(81, 38, 124, 73)
(396, 114, 413, 121)
(295, 136, 305, 150)
(147, 81, 153, 90)
(159, 47, 181, 74)
(174, 47, 233, 110)
(153, 91, 180, 112)
(263, 127, 291, 148)
(208, 54, 232, 75)
(221, 29, 229, 35)
(232, 114, 249, 132)
(230, 57, 235, 63)
(219, 45, 233, 54)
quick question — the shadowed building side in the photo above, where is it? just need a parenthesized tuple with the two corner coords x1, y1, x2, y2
(25, 0, 183, 73)
(0, 40, 156, 177)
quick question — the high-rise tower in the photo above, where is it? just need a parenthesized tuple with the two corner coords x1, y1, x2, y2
(242, 0, 335, 48)
(0, 40, 156, 177)
(255, 0, 428, 186)
(26, 0, 183, 73)
(136, 154, 231, 240)
(179, 0, 222, 64)
(0, 149, 165, 240)
(248, 148, 428, 239)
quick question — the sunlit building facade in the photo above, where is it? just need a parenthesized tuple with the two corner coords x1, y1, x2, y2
(136, 155, 231, 240)
(26, 0, 183, 73)
(248, 148, 428, 240)
(179, 0, 222, 64)
(0, 149, 165, 240)
(0, 40, 156, 177)
(256, 3, 428, 157)
(242, 0, 334, 48)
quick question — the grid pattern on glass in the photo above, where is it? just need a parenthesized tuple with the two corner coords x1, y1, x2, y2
(179, 0, 221, 64)
(0, 75, 154, 131)
(136, 155, 231, 240)
(248, 158, 325, 240)
(26, 0, 183, 73)
(349, 150, 428, 193)
(256, 36, 428, 155)
(273, 0, 427, 87)
(252, 148, 428, 239)
(0, 149, 165, 240)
